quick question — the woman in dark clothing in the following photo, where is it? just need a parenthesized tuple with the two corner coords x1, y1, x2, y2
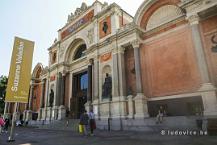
(80, 110, 89, 135)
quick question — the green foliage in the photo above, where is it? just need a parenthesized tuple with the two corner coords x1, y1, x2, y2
(0, 75, 8, 113)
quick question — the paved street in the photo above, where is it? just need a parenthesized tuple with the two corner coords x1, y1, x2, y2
(0, 127, 217, 145)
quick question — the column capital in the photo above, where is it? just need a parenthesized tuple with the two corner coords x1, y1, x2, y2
(88, 58, 94, 65)
(131, 39, 140, 48)
(112, 47, 118, 54)
(62, 70, 67, 76)
(186, 14, 200, 25)
(118, 46, 126, 54)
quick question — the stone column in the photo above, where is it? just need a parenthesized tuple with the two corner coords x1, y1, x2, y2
(60, 74, 65, 106)
(26, 83, 34, 121)
(92, 58, 100, 119)
(188, 14, 210, 84)
(132, 40, 149, 118)
(68, 73, 73, 111)
(117, 47, 127, 118)
(25, 81, 34, 121)
(55, 72, 61, 106)
(188, 14, 217, 116)
(52, 73, 61, 120)
(85, 61, 93, 113)
(58, 73, 66, 120)
(87, 64, 93, 102)
(38, 81, 45, 120)
(93, 58, 99, 100)
(44, 77, 50, 122)
(118, 47, 126, 97)
(28, 84, 34, 110)
(112, 50, 119, 97)
(44, 79, 49, 108)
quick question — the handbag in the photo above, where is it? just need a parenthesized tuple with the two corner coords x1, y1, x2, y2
(79, 124, 83, 133)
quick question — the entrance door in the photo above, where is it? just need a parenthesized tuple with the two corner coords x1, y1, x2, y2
(71, 71, 88, 119)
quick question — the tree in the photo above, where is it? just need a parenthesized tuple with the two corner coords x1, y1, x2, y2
(0, 75, 8, 113)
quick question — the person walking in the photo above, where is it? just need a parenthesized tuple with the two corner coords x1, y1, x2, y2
(4, 118, 10, 133)
(0, 114, 5, 134)
(79, 110, 89, 136)
(89, 109, 96, 136)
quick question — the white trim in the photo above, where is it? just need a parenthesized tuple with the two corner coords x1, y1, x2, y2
(148, 92, 202, 101)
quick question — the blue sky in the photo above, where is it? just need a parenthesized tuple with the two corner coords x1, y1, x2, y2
(0, 0, 143, 76)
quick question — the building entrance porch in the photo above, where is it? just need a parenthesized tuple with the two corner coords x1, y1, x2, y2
(70, 71, 88, 119)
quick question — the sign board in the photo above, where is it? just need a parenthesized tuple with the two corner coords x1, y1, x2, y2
(5, 37, 34, 103)
(61, 10, 94, 39)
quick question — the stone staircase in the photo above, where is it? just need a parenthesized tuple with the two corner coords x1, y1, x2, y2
(29, 119, 80, 131)
(96, 116, 202, 132)
(29, 116, 204, 132)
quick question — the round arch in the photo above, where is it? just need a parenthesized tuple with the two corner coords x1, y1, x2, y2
(32, 63, 44, 78)
(64, 38, 87, 63)
(134, 0, 181, 29)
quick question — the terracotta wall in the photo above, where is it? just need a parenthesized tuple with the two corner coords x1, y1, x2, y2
(32, 84, 42, 112)
(200, 15, 217, 85)
(119, 16, 129, 27)
(124, 47, 136, 95)
(140, 26, 201, 97)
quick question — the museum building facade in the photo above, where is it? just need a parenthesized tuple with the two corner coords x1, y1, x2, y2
(5, 0, 217, 130)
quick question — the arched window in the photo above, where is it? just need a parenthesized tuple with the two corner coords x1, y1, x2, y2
(74, 44, 87, 60)
(146, 5, 183, 30)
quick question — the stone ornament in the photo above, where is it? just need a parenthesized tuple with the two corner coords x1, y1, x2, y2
(187, 14, 200, 25)
(49, 89, 54, 107)
(87, 28, 94, 45)
(67, 2, 89, 24)
(211, 34, 217, 52)
(102, 73, 112, 100)
(102, 21, 109, 34)
(100, 52, 112, 62)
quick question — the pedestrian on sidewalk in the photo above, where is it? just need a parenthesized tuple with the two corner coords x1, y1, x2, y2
(79, 110, 89, 136)
(0, 114, 5, 134)
(3, 118, 10, 133)
(89, 109, 96, 136)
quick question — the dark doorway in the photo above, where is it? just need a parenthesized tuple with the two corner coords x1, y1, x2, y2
(71, 71, 88, 119)
(147, 96, 204, 117)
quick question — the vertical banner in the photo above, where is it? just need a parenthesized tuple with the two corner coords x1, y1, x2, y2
(5, 37, 34, 103)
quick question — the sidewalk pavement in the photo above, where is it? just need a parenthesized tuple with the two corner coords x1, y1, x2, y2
(0, 127, 217, 145)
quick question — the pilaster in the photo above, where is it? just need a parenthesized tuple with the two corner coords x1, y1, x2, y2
(131, 40, 149, 118)
(187, 14, 217, 116)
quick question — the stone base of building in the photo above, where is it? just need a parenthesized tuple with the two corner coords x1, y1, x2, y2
(96, 116, 202, 131)
(199, 83, 217, 116)
(58, 105, 66, 120)
(25, 110, 32, 122)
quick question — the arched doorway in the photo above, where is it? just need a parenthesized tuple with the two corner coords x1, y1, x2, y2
(66, 40, 89, 119)
(71, 71, 88, 118)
